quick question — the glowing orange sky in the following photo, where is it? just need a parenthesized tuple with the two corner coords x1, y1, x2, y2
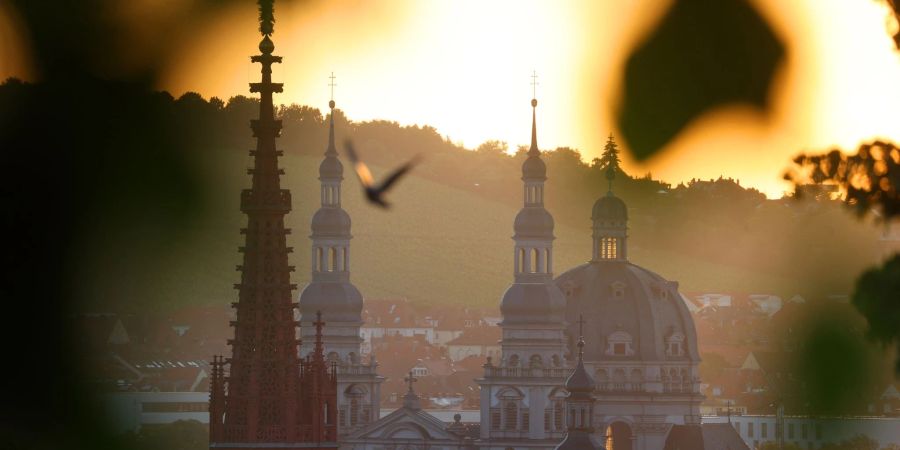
(5, 1, 900, 198)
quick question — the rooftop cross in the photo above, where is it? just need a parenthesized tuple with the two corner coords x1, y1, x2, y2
(404, 371, 417, 393)
(328, 72, 337, 103)
(577, 314, 586, 339)
(576, 314, 587, 356)
(530, 70, 539, 100)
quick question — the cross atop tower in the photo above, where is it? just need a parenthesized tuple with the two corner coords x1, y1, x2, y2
(404, 371, 417, 393)
(328, 72, 337, 103)
(530, 70, 539, 100)
(576, 314, 586, 355)
(577, 314, 586, 339)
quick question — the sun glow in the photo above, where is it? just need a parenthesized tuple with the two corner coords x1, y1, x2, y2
(5, 1, 900, 198)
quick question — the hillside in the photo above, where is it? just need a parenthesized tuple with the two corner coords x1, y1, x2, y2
(78, 149, 802, 312)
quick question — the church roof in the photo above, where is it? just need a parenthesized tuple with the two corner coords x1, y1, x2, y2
(663, 423, 750, 450)
(555, 261, 699, 362)
(344, 401, 465, 444)
(565, 339, 595, 393)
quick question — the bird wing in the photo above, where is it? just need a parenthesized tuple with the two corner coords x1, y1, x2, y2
(355, 162, 374, 188)
(344, 141, 374, 187)
(376, 156, 420, 193)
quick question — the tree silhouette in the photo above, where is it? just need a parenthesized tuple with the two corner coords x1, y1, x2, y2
(258, 0, 275, 36)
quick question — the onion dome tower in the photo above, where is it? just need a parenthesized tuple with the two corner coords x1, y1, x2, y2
(298, 84, 382, 436)
(499, 93, 566, 348)
(209, 2, 338, 448)
(479, 78, 569, 444)
(555, 321, 604, 450)
(299, 92, 363, 355)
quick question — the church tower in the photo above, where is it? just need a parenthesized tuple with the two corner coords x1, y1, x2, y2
(208, 2, 338, 448)
(478, 78, 569, 447)
(555, 323, 603, 450)
(298, 84, 382, 437)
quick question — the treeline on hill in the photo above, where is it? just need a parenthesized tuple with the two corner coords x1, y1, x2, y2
(0, 79, 882, 309)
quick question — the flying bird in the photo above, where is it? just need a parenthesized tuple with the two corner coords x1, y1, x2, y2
(344, 141, 419, 208)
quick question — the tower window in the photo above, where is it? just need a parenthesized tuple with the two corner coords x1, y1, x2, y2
(503, 401, 518, 430)
(605, 331, 635, 356)
(532, 248, 540, 273)
(330, 247, 338, 272)
(601, 237, 618, 259)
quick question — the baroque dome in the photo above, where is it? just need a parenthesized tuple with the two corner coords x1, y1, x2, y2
(500, 283, 566, 325)
(513, 207, 554, 238)
(311, 207, 351, 236)
(298, 282, 363, 323)
(319, 155, 343, 179)
(592, 193, 628, 222)
(522, 154, 547, 180)
(554, 261, 699, 363)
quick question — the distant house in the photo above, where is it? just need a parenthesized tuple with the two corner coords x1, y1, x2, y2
(446, 326, 501, 362)
(749, 294, 783, 317)
(695, 293, 733, 309)
(361, 299, 436, 348)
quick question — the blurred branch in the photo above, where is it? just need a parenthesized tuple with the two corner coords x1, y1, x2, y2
(784, 140, 900, 219)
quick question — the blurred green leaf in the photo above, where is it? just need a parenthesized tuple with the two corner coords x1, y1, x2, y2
(618, 0, 784, 160)
(853, 254, 900, 372)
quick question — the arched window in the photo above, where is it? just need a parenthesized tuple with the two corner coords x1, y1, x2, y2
(531, 248, 540, 273)
(316, 247, 324, 272)
(551, 354, 561, 367)
(507, 354, 520, 367)
(529, 354, 543, 369)
(330, 247, 338, 272)
(518, 248, 526, 273)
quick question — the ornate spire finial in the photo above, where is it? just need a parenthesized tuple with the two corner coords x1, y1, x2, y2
(328, 71, 337, 109)
(326, 73, 337, 155)
(529, 71, 539, 156)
